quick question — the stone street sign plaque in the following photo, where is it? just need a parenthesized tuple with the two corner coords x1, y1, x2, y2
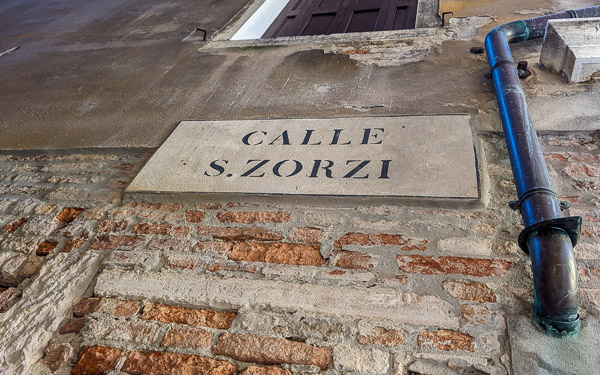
(127, 116, 480, 199)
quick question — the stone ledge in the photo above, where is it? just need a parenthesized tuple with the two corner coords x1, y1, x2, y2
(94, 269, 460, 329)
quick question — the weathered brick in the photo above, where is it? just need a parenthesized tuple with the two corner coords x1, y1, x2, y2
(18, 256, 45, 279)
(56, 207, 84, 223)
(335, 232, 428, 251)
(582, 226, 600, 237)
(193, 240, 234, 254)
(207, 262, 259, 274)
(36, 241, 58, 256)
(80, 208, 105, 220)
(41, 343, 74, 372)
(461, 305, 505, 328)
(97, 219, 128, 233)
(0, 254, 27, 285)
(230, 242, 324, 266)
(169, 225, 189, 237)
(73, 297, 101, 317)
(89, 235, 145, 250)
(58, 318, 85, 334)
(291, 227, 324, 244)
(198, 226, 283, 241)
(357, 326, 405, 347)
(213, 333, 333, 370)
(217, 211, 291, 224)
(417, 329, 475, 352)
(165, 253, 200, 270)
(132, 222, 172, 235)
(0, 287, 21, 312)
(195, 202, 222, 210)
(442, 279, 496, 303)
(72, 346, 125, 375)
(83, 316, 162, 345)
(564, 163, 600, 178)
(241, 366, 292, 375)
(333, 345, 389, 374)
(437, 237, 492, 256)
(97, 298, 141, 317)
(2, 217, 28, 233)
(161, 325, 213, 349)
(332, 250, 376, 270)
(145, 237, 191, 252)
(545, 152, 599, 163)
(397, 255, 514, 277)
(123, 202, 183, 212)
(140, 302, 236, 329)
(122, 351, 236, 375)
(63, 231, 90, 252)
(185, 210, 206, 223)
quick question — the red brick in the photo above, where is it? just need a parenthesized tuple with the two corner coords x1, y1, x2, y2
(230, 242, 324, 266)
(161, 325, 213, 349)
(397, 255, 514, 277)
(41, 343, 74, 372)
(123, 202, 183, 212)
(97, 219, 128, 233)
(195, 203, 222, 210)
(357, 326, 405, 347)
(213, 333, 332, 370)
(56, 207, 84, 223)
(442, 279, 496, 303)
(332, 250, 376, 270)
(72, 346, 125, 375)
(3, 217, 28, 233)
(292, 227, 324, 245)
(58, 318, 85, 334)
(193, 240, 234, 254)
(0, 287, 21, 312)
(185, 210, 206, 223)
(242, 366, 292, 375)
(165, 255, 198, 270)
(217, 211, 291, 224)
(122, 351, 236, 375)
(132, 222, 172, 235)
(334, 232, 428, 251)
(139, 302, 236, 329)
(417, 329, 475, 352)
(197, 226, 283, 241)
(89, 235, 145, 250)
(36, 241, 58, 256)
(73, 297, 101, 317)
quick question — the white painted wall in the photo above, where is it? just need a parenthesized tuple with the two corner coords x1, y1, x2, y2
(231, 0, 290, 40)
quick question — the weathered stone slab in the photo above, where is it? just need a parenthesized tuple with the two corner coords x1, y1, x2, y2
(0, 252, 102, 374)
(540, 18, 600, 83)
(95, 269, 460, 328)
(127, 116, 479, 200)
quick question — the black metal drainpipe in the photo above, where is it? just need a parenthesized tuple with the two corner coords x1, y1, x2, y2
(485, 5, 600, 336)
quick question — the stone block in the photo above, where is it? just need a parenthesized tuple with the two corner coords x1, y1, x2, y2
(540, 18, 600, 83)
(95, 270, 460, 328)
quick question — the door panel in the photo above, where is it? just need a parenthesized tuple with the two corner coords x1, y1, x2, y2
(263, 0, 418, 38)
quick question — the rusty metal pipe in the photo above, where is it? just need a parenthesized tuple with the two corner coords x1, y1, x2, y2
(484, 5, 600, 335)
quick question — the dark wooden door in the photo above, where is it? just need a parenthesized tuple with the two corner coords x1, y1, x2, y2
(263, 0, 418, 38)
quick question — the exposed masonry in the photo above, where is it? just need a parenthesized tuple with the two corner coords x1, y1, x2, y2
(0, 133, 599, 374)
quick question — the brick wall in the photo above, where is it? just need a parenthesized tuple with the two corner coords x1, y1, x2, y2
(0, 133, 598, 374)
